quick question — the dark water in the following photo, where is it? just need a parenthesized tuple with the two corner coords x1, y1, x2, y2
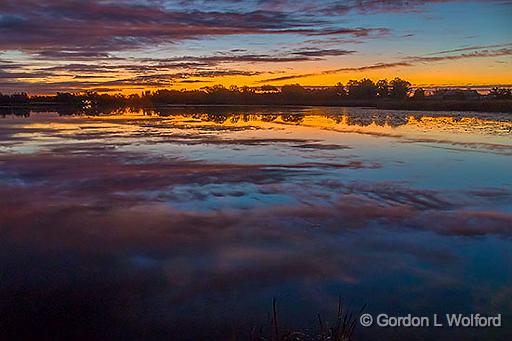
(1, 107, 511, 340)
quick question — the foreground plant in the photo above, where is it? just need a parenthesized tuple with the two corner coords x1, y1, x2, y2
(251, 297, 366, 341)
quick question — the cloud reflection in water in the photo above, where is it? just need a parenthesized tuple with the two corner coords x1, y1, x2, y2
(1, 108, 511, 339)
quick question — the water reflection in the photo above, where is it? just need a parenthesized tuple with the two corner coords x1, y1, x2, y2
(1, 108, 511, 340)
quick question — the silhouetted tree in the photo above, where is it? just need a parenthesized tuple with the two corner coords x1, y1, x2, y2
(376, 79, 389, 98)
(334, 82, 347, 97)
(281, 84, 309, 103)
(347, 78, 377, 99)
(389, 77, 411, 99)
(3, 77, 511, 114)
(0, 92, 10, 105)
(489, 87, 512, 99)
(10, 92, 29, 105)
(259, 85, 279, 93)
(412, 88, 426, 100)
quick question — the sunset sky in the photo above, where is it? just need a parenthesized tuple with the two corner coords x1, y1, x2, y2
(0, 0, 511, 94)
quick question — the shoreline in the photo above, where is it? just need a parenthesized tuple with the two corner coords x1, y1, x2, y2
(1, 99, 512, 115)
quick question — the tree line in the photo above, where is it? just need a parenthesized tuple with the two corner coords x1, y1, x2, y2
(1, 78, 511, 108)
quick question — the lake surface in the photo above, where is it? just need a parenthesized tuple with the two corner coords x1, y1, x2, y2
(1, 107, 511, 340)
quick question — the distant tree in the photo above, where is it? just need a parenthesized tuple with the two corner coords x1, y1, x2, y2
(347, 78, 377, 99)
(334, 82, 347, 97)
(281, 84, 308, 103)
(128, 93, 140, 101)
(240, 86, 255, 93)
(489, 87, 512, 99)
(259, 85, 279, 93)
(412, 88, 426, 100)
(10, 92, 29, 105)
(0, 77, 427, 109)
(203, 85, 231, 103)
(0, 92, 10, 105)
(389, 77, 411, 99)
(203, 84, 228, 94)
(376, 79, 389, 98)
(229, 85, 240, 93)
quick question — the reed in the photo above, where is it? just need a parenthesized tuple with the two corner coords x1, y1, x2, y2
(250, 296, 366, 341)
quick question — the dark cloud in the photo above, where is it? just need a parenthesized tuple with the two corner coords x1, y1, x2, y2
(258, 62, 413, 82)
(0, 68, 263, 92)
(0, 70, 51, 79)
(326, 62, 413, 73)
(0, 79, 102, 93)
(290, 48, 356, 57)
(409, 47, 512, 63)
(301, 27, 390, 37)
(257, 73, 316, 83)
(0, 59, 26, 69)
(258, 47, 512, 83)
(0, 0, 386, 56)
(1, 0, 508, 93)
(322, 0, 456, 15)
(428, 42, 512, 55)
(0, 48, 356, 92)
(140, 54, 316, 65)
(179, 79, 211, 83)
(43, 64, 118, 73)
(35, 50, 119, 60)
(108, 69, 262, 85)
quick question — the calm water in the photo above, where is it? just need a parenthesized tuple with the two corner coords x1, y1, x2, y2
(1, 107, 512, 340)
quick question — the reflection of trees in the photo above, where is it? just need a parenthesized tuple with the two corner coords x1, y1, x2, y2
(1, 95, 501, 131)
(346, 114, 374, 127)
(260, 114, 279, 122)
(205, 113, 229, 124)
(149, 110, 489, 130)
(281, 114, 304, 124)
(185, 112, 303, 124)
(229, 115, 241, 124)
(323, 112, 416, 128)
(388, 116, 409, 127)
(0, 106, 30, 117)
(373, 115, 387, 127)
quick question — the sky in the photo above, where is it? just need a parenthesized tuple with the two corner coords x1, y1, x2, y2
(0, 0, 511, 94)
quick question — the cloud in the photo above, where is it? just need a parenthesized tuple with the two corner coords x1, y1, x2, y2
(179, 79, 211, 83)
(258, 62, 412, 82)
(258, 47, 512, 83)
(322, 0, 457, 15)
(301, 27, 390, 37)
(409, 47, 512, 63)
(108, 69, 262, 85)
(0, 0, 386, 56)
(0, 70, 51, 79)
(290, 48, 356, 57)
(1, 47, 360, 92)
(257, 73, 316, 83)
(35, 50, 119, 60)
(0, 67, 265, 92)
(326, 62, 414, 73)
(428, 42, 512, 55)
(141, 54, 317, 65)
(1, 0, 509, 93)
